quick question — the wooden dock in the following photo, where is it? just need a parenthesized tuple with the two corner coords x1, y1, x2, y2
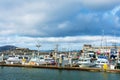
(0, 63, 120, 73)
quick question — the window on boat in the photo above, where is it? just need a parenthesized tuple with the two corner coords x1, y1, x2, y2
(97, 61, 100, 63)
(45, 59, 53, 61)
(101, 62, 105, 63)
(106, 62, 108, 63)
(24, 57, 28, 59)
(40, 57, 44, 59)
(19, 57, 23, 59)
(79, 59, 83, 61)
(9, 56, 15, 57)
(45, 59, 50, 62)
(84, 60, 87, 61)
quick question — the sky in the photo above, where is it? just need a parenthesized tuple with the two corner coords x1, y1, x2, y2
(0, 0, 120, 51)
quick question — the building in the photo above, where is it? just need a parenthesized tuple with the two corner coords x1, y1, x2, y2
(83, 44, 120, 59)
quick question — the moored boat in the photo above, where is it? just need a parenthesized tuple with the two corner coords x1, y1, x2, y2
(95, 58, 109, 68)
(5, 55, 30, 64)
(77, 57, 96, 68)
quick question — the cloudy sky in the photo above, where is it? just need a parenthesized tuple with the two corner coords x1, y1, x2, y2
(0, 0, 120, 51)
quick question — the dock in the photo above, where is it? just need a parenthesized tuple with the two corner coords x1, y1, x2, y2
(0, 63, 120, 73)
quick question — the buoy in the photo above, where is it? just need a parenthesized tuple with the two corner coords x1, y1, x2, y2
(22, 59, 26, 63)
(29, 61, 36, 65)
(103, 63, 108, 71)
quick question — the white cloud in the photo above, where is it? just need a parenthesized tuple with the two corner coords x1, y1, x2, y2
(102, 5, 120, 28)
(0, 35, 120, 50)
(111, 6, 120, 15)
(58, 21, 70, 29)
(79, 0, 120, 9)
(0, 0, 119, 37)
(111, 6, 120, 27)
(0, 0, 120, 50)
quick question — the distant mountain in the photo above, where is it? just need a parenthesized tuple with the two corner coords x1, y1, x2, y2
(0, 45, 17, 52)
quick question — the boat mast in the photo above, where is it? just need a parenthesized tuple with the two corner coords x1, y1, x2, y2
(101, 30, 104, 55)
(36, 40, 41, 56)
(54, 44, 59, 62)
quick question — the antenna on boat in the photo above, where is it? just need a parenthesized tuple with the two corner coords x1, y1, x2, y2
(101, 30, 104, 54)
(54, 44, 59, 62)
(113, 31, 117, 48)
(105, 36, 108, 55)
(36, 40, 41, 56)
(55, 44, 59, 53)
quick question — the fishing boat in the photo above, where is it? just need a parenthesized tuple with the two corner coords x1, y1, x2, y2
(29, 56, 46, 65)
(5, 55, 30, 64)
(77, 57, 96, 68)
(95, 56, 109, 68)
(29, 55, 56, 65)
(0, 54, 4, 62)
(115, 58, 120, 69)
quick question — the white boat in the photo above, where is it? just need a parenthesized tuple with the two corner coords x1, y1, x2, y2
(77, 57, 96, 68)
(45, 58, 56, 65)
(29, 56, 46, 65)
(95, 58, 109, 68)
(114, 58, 120, 69)
(0, 54, 4, 62)
(29, 55, 56, 65)
(5, 55, 30, 64)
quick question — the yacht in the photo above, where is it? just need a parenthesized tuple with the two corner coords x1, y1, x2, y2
(95, 58, 109, 68)
(77, 57, 96, 68)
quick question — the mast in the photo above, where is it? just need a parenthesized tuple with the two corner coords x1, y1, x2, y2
(101, 30, 104, 54)
(54, 44, 59, 62)
(36, 40, 41, 56)
(110, 31, 118, 59)
(113, 31, 117, 49)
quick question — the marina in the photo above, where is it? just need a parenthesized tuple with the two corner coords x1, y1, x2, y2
(0, 44, 120, 80)
(0, 44, 120, 74)
(1, 1, 120, 80)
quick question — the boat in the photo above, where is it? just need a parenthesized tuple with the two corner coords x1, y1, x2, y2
(95, 58, 109, 68)
(29, 55, 56, 65)
(5, 55, 30, 64)
(0, 54, 4, 62)
(77, 57, 96, 68)
(45, 58, 56, 65)
(29, 56, 46, 65)
(115, 58, 120, 69)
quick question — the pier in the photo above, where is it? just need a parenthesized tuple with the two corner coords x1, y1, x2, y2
(0, 63, 120, 73)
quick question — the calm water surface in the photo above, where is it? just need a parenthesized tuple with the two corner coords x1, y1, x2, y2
(0, 67, 120, 80)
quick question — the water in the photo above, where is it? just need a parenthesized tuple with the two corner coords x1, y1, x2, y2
(0, 67, 120, 80)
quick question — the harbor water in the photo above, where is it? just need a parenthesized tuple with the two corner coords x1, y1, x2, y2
(0, 67, 120, 80)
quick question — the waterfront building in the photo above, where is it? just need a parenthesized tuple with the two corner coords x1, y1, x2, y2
(82, 44, 120, 59)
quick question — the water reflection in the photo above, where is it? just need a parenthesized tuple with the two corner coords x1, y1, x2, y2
(58, 70, 63, 80)
(0, 67, 120, 80)
(102, 72, 108, 80)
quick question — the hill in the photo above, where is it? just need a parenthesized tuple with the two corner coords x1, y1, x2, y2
(0, 45, 17, 52)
